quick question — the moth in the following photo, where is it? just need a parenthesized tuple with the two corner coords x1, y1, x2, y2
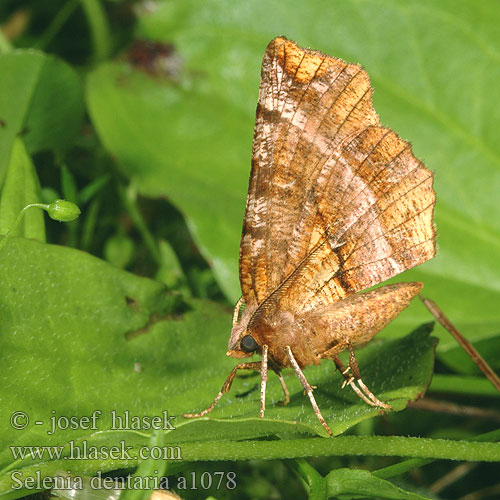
(184, 37, 436, 436)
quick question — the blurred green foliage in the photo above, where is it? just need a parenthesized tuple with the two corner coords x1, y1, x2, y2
(1, 1, 499, 499)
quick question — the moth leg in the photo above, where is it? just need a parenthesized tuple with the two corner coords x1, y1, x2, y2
(260, 345, 268, 418)
(183, 361, 261, 418)
(286, 346, 333, 436)
(333, 356, 376, 406)
(334, 348, 392, 409)
(348, 344, 392, 409)
(232, 296, 245, 327)
(272, 369, 290, 406)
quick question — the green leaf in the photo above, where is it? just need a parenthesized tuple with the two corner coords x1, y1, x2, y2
(326, 468, 431, 500)
(0, 139, 45, 240)
(79, 175, 110, 204)
(0, 49, 84, 186)
(85, 0, 500, 361)
(86, 64, 246, 299)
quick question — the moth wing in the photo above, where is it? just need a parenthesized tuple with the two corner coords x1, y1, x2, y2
(277, 125, 436, 313)
(240, 37, 380, 307)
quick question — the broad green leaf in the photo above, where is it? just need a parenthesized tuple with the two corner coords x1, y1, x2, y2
(0, 238, 436, 499)
(0, 139, 45, 240)
(86, 64, 246, 300)
(0, 49, 84, 186)
(326, 468, 431, 500)
(85, 0, 500, 360)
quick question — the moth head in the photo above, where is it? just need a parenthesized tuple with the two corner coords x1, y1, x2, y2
(226, 326, 256, 358)
(226, 331, 259, 358)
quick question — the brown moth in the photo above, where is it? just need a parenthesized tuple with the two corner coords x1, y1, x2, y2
(184, 36, 436, 436)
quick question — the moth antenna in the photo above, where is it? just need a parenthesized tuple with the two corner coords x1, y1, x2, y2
(286, 346, 333, 436)
(260, 345, 268, 418)
(183, 361, 261, 418)
(232, 296, 245, 327)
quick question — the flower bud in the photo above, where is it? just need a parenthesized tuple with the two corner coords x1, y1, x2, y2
(47, 199, 81, 222)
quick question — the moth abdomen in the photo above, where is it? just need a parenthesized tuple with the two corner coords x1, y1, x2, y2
(312, 282, 423, 360)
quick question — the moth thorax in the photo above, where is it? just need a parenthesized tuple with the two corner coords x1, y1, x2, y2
(248, 310, 315, 367)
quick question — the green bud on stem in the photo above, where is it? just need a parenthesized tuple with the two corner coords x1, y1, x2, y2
(46, 199, 81, 222)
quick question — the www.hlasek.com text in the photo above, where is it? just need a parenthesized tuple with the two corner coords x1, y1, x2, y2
(10, 440, 182, 462)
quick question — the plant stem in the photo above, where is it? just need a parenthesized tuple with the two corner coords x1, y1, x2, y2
(373, 429, 500, 479)
(0, 204, 48, 252)
(80, 0, 112, 62)
(35, 0, 80, 50)
(119, 184, 161, 265)
(173, 435, 500, 462)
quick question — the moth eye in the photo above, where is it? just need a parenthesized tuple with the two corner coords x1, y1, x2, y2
(240, 335, 257, 353)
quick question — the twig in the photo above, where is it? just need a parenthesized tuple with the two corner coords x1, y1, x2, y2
(419, 295, 500, 394)
(408, 398, 500, 422)
(429, 462, 476, 493)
